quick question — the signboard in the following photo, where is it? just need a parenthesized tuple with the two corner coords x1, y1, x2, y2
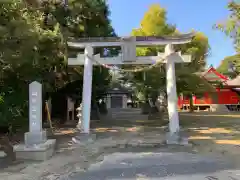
(122, 37, 136, 62)
(29, 81, 42, 132)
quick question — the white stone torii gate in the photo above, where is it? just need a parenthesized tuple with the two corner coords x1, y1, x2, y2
(67, 34, 193, 141)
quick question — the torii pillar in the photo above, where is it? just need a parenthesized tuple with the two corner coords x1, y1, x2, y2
(164, 44, 189, 145)
(165, 44, 180, 134)
(72, 46, 96, 144)
(81, 46, 93, 134)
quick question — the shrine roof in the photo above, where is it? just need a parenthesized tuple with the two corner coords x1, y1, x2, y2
(225, 76, 240, 86)
(107, 84, 132, 95)
(196, 66, 240, 87)
(197, 66, 229, 82)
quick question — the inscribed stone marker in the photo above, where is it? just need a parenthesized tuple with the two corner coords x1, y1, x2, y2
(29, 81, 42, 132)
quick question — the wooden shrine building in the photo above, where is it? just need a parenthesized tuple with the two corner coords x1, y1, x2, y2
(105, 84, 132, 109)
(178, 66, 240, 111)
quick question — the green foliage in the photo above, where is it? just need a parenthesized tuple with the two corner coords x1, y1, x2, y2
(138, 4, 176, 36)
(0, 0, 114, 131)
(175, 32, 210, 71)
(176, 73, 215, 95)
(215, 1, 240, 52)
(217, 54, 240, 78)
(123, 4, 210, 100)
(0, 0, 51, 130)
(215, 1, 240, 78)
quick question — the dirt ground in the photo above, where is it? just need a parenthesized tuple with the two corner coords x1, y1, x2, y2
(91, 111, 240, 166)
(179, 112, 240, 166)
(51, 112, 240, 163)
(2, 111, 240, 173)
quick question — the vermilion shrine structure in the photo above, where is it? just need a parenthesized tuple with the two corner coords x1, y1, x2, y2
(67, 34, 194, 144)
(178, 66, 240, 111)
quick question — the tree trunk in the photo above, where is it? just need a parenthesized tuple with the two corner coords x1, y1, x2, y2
(189, 94, 194, 112)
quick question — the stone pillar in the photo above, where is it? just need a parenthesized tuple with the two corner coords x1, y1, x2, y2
(164, 45, 189, 145)
(25, 81, 46, 146)
(14, 81, 56, 161)
(72, 47, 96, 144)
(82, 46, 93, 134)
(165, 44, 180, 134)
(106, 95, 111, 109)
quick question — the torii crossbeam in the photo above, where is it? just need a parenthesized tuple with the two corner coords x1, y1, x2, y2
(68, 33, 194, 144)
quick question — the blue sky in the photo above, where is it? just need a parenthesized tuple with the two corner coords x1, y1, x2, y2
(107, 0, 236, 68)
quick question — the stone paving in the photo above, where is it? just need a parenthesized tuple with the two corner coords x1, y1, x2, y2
(69, 152, 240, 180)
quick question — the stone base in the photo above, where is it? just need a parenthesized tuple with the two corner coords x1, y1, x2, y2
(0, 151, 6, 158)
(14, 139, 56, 161)
(165, 132, 189, 146)
(24, 130, 47, 146)
(0, 151, 8, 169)
(72, 133, 96, 145)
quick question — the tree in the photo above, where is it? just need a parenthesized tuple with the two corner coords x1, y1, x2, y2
(216, 54, 240, 78)
(0, 0, 115, 159)
(126, 4, 174, 102)
(0, 0, 64, 131)
(175, 32, 210, 72)
(215, 1, 240, 78)
(63, 0, 115, 101)
(215, 1, 240, 52)
(0, 0, 114, 127)
(121, 4, 210, 106)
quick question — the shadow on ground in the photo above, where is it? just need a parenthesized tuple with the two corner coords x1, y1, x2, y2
(69, 152, 238, 180)
(179, 112, 240, 165)
(2, 111, 240, 177)
(47, 112, 240, 160)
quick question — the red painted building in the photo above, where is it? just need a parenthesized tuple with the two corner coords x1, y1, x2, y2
(178, 66, 240, 110)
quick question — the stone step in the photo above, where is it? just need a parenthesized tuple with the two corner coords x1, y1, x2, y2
(109, 108, 142, 111)
(162, 112, 169, 121)
(110, 112, 146, 116)
(112, 112, 142, 114)
(110, 114, 148, 121)
(111, 112, 145, 114)
(111, 113, 143, 116)
(111, 114, 147, 118)
(111, 118, 148, 121)
(111, 116, 147, 119)
(109, 108, 169, 121)
(111, 116, 148, 119)
(109, 106, 170, 121)
(109, 109, 142, 113)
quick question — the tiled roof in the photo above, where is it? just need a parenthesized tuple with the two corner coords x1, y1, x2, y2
(225, 76, 240, 86)
(197, 66, 229, 82)
(107, 85, 131, 94)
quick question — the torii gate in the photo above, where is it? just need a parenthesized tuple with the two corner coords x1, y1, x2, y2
(67, 34, 193, 142)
